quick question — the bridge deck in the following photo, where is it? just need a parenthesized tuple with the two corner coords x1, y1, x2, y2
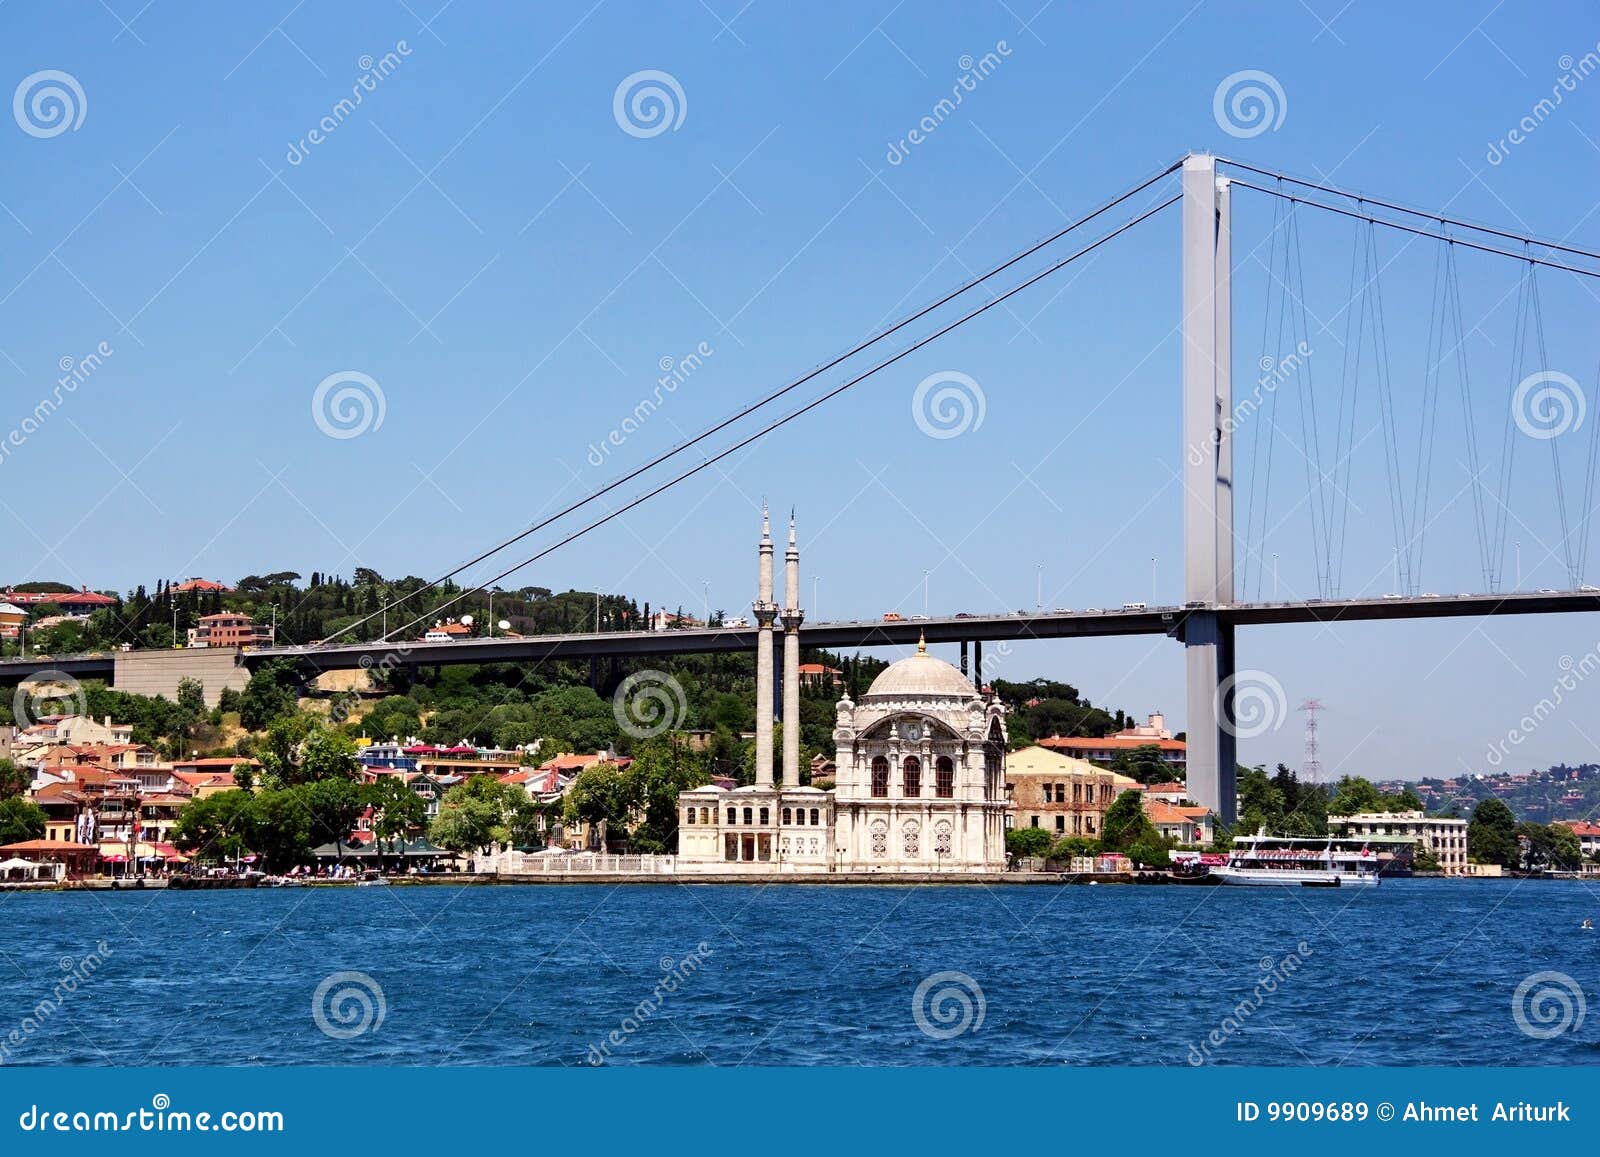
(1, 591, 1595, 681)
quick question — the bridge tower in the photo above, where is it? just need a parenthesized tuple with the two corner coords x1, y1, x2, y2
(1180, 154, 1237, 825)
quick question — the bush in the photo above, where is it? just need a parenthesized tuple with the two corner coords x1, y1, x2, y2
(1006, 827, 1054, 859)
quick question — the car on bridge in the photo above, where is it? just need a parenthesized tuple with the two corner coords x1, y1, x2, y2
(882, 612, 904, 621)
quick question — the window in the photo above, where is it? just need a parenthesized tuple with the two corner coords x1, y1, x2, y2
(759, 807, 769, 825)
(1031, 815, 1040, 828)
(685, 808, 696, 824)
(782, 807, 792, 825)
(724, 833, 739, 862)
(700, 807, 710, 824)
(726, 808, 736, 825)
(810, 807, 819, 826)
(743, 807, 754, 825)
(936, 757, 954, 798)
(871, 756, 889, 798)
(1055, 815, 1065, 832)
(903, 756, 921, 798)
(1086, 817, 1096, 834)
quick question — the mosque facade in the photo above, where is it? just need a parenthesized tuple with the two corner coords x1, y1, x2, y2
(675, 509, 1009, 874)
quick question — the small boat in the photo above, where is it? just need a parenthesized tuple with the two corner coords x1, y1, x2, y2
(356, 871, 390, 887)
(1212, 832, 1381, 888)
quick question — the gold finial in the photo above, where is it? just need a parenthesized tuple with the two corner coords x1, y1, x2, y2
(916, 631, 927, 655)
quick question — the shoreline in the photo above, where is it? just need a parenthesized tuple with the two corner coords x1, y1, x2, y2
(5, 871, 1586, 892)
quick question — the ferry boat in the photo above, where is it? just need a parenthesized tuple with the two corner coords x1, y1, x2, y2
(1212, 833, 1381, 887)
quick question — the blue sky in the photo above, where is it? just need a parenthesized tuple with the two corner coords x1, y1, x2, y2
(2, 1, 1598, 780)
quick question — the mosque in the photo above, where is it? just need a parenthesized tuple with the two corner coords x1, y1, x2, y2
(675, 508, 1010, 874)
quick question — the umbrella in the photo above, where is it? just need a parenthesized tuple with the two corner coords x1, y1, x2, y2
(0, 858, 41, 870)
(101, 854, 127, 863)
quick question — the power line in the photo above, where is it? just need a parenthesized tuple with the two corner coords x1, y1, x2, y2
(379, 194, 1183, 645)
(321, 157, 1186, 646)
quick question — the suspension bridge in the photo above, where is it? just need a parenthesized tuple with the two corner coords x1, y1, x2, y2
(5, 154, 1598, 825)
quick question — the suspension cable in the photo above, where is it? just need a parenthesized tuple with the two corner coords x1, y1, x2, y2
(379, 195, 1183, 645)
(1218, 158, 1600, 264)
(1225, 181, 1600, 279)
(318, 158, 1186, 646)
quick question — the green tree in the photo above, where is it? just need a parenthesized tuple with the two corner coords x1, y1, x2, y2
(301, 777, 365, 861)
(1467, 798, 1519, 866)
(430, 776, 516, 854)
(171, 790, 254, 862)
(368, 775, 426, 849)
(1006, 827, 1053, 859)
(0, 797, 46, 844)
(239, 660, 300, 730)
(1100, 789, 1159, 853)
(0, 758, 28, 800)
(244, 788, 313, 871)
(299, 728, 360, 783)
(626, 738, 710, 852)
(563, 763, 640, 841)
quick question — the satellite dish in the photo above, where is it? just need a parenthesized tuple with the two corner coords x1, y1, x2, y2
(498, 620, 511, 631)
(460, 614, 474, 626)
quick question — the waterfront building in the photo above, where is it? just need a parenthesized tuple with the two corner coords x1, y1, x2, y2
(1328, 809, 1469, 875)
(0, 588, 117, 613)
(1556, 820, 1600, 859)
(1005, 745, 1140, 839)
(676, 510, 1009, 874)
(0, 601, 25, 638)
(1038, 711, 1186, 769)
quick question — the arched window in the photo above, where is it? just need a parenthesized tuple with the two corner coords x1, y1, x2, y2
(700, 807, 710, 824)
(782, 807, 792, 825)
(759, 807, 769, 825)
(903, 756, 921, 798)
(810, 807, 820, 826)
(685, 808, 696, 824)
(936, 756, 955, 798)
(743, 807, 753, 825)
(795, 808, 805, 825)
(871, 756, 889, 798)
(726, 808, 736, 825)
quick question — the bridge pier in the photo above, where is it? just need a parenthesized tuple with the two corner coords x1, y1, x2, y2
(1181, 154, 1237, 826)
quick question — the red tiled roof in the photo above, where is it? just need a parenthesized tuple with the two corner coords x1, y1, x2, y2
(1040, 735, 1186, 753)
(1558, 820, 1600, 837)
(173, 579, 233, 593)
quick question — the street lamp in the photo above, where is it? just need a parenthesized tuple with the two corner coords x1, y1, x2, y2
(1035, 564, 1043, 611)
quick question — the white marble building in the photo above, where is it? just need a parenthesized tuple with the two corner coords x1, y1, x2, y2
(676, 510, 1008, 875)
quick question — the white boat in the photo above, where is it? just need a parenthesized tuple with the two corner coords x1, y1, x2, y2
(1212, 833, 1381, 888)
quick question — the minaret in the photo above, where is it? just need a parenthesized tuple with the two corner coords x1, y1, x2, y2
(753, 504, 777, 786)
(782, 511, 803, 787)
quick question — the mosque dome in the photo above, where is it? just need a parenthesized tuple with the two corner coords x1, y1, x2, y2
(864, 638, 978, 700)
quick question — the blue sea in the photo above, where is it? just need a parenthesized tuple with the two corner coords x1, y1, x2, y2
(0, 880, 1595, 1066)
